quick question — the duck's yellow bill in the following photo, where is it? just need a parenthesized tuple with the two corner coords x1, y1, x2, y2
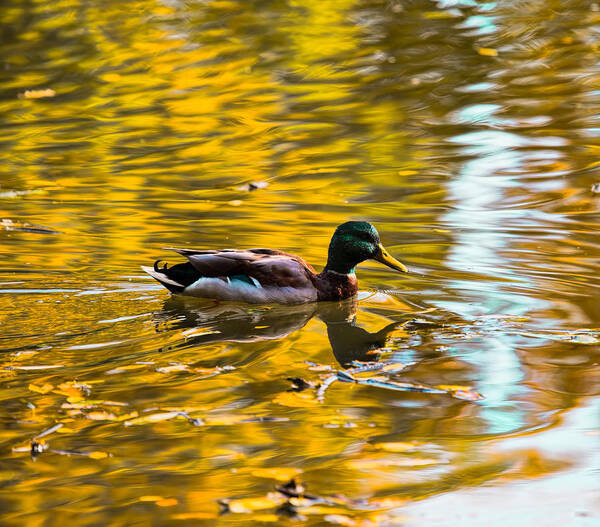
(374, 243, 408, 273)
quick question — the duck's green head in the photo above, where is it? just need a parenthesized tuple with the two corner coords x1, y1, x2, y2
(324, 221, 408, 275)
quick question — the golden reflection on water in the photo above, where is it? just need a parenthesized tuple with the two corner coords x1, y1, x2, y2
(1, 0, 599, 525)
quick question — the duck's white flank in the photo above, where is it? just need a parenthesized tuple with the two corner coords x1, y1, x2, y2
(183, 276, 317, 304)
(141, 266, 317, 304)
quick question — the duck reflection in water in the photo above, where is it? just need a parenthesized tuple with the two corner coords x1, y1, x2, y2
(156, 296, 402, 368)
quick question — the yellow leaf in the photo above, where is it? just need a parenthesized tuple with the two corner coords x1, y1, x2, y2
(140, 496, 163, 502)
(21, 88, 56, 99)
(272, 392, 318, 407)
(376, 442, 420, 453)
(13, 351, 38, 360)
(116, 411, 139, 421)
(88, 451, 108, 460)
(251, 467, 302, 481)
(86, 411, 116, 421)
(124, 411, 179, 426)
(477, 47, 498, 57)
(205, 414, 250, 426)
(66, 396, 86, 404)
(106, 364, 148, 374)
(29, 383, 54, 394)
(156, 498, 178, 507)
(193, 367, 221, 375)
(436, 384, 472, 391)
(101, 73, 122, 83)
(56, 381, 92, 398)
(156, 364, 189, 373)
(437, 385, 484, 401)
(227, 497, 284, 513)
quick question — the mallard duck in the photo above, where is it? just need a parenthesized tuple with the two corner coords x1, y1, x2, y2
(142, 221, 407, 304)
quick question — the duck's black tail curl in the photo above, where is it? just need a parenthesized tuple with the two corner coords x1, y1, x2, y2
(154, 259, 169, 272)
(143, 260, 202, 294)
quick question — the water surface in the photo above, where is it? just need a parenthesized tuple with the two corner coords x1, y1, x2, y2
(1, 0, 599, 525)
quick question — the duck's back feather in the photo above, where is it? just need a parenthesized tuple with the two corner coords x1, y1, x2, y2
(143, 248, 320, 304)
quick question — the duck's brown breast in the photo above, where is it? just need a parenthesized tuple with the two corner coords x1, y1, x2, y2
(313, 270, 358, 301)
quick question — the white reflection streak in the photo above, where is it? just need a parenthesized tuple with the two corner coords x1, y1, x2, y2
(441, 105, 563, 432)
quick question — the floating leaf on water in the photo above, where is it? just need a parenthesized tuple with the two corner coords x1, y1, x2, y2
(222, 496, 285, 514)
(106, 364, 148, 375)
(116, 411, 139, 421)
(437, 385, 484, 401)
(273, 391, 318, 407)
(139, 495, 164, 502)
(436, 384, 472, 391)
(251, 467, 302, 481)
(156, 364, 189, 373)
(192, 366, 224, 376)
(62, 402, 94, 409)
(124, 411, 180, 426)
(236, 181, 269, 192)
(56, 381, 92, 397)
(20, 88, 56, 99)
(1, 218, 60, 233)
(477, 47, 498, 57)
(12, 351, 38, 360)
(86, 411, 117, 421)
(88, 451, 109, 460)
(156, 498, 178, 507)
(28, 383, 54, 394)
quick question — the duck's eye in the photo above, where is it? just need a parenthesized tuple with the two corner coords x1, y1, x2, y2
(357, 232, 372, 242)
